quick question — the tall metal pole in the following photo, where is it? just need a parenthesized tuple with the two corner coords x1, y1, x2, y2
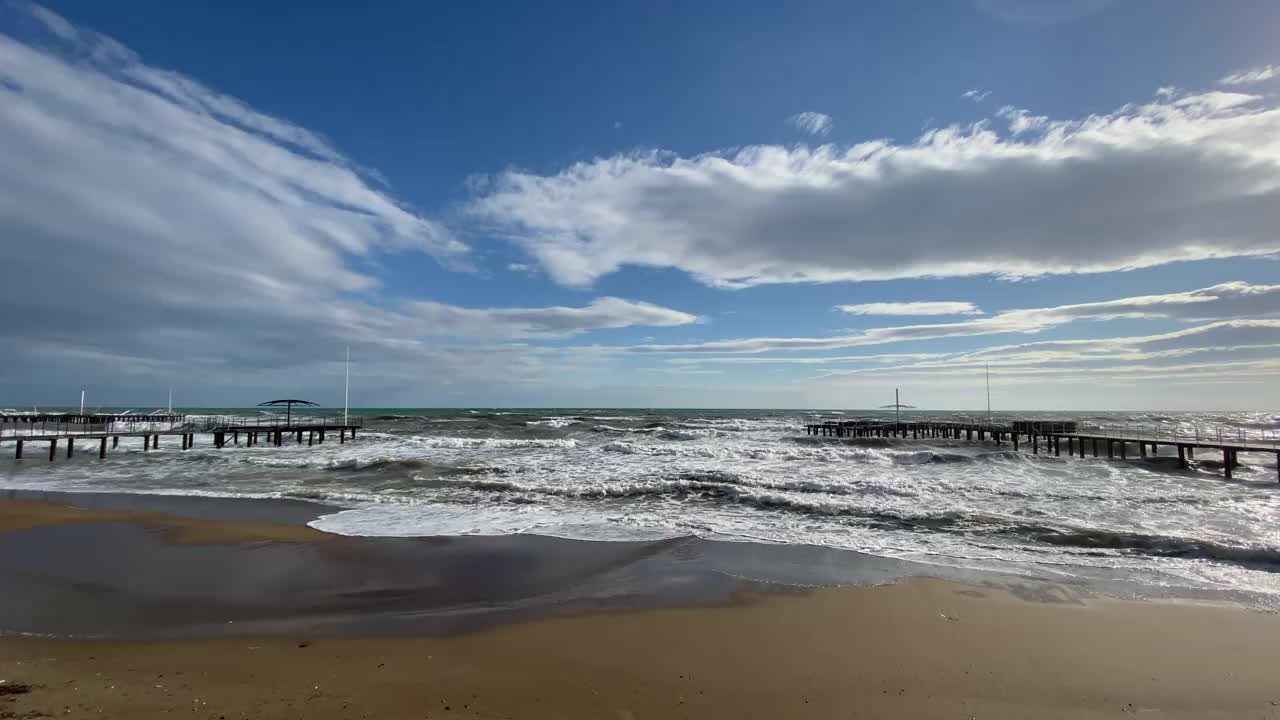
(79, 390, 84, 416)
(168, 387, 172, 414)
(895, 388, 900, 426)
(344, 346, 350, 426)
(985, 364, 991, 424)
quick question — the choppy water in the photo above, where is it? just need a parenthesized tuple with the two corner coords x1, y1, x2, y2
(3, 408, 1280, 599)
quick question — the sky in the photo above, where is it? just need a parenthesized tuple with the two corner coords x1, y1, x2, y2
(1, 0, 1279, 410)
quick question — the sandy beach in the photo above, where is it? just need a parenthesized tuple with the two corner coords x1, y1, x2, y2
(1, 495, 1279, 719)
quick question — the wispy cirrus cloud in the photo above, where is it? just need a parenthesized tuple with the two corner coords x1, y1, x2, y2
(1219, 64, 1278, 86)
(402, 297, 700, 339)
(471, 86, 1280, 290)
(837, 302, 981, 316)
(786, 111, 833, 136)
(623, 282, 1280, 354)
(961, 88, 991, 102)
(812, 320, 1280, 382)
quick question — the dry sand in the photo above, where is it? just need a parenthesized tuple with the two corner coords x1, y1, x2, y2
(3, 498, 1280, 719)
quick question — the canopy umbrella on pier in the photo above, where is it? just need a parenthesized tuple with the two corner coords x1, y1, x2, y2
(257, 399, 318, 427)
(880, 388, 916, 425)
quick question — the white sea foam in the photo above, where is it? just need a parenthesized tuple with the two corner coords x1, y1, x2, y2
(7, 409, 1280, 599)
(525, 417, 580, 428)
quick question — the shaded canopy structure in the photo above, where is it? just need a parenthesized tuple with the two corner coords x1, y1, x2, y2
(257, 399, 318, 426)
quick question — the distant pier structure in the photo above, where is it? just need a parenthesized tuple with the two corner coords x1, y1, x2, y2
(804, 419, 1280, 482)
(1, 402, 360, 462)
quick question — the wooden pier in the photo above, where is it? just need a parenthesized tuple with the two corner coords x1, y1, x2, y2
(1, 413, 361, 462)
(804, 420, 1280, 482)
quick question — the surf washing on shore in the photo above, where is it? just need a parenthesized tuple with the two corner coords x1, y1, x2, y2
(3, 408, 1280, 599)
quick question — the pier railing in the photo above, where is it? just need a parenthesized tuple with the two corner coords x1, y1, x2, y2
(193, 414, 363, 432)
(805, 416, 1280, 449)
(0, 413, 186, 438)
(1077, 423, 1280, 449)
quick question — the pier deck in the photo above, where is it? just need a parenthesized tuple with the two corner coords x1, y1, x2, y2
(1, 413, 360, 460)
(804, 420, 1280, 482)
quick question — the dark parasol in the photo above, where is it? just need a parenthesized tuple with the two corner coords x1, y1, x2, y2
(257, 399, 318, 426)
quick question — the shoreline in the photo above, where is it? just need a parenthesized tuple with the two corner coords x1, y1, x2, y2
(3, 493, 1280, 717)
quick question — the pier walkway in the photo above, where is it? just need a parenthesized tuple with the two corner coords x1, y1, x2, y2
(804, 420, 1280, 482)
(1, 413, 361, 461)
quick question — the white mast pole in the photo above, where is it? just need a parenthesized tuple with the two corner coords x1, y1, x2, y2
(344, 346, 350, 426)
(895, 388, 900, 426)
(985, 363, 992, 425)
(168, 386, 173, 414)
(80, 389, 84, 415)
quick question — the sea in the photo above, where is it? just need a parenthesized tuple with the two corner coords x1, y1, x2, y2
(3, 408, 1280, 602)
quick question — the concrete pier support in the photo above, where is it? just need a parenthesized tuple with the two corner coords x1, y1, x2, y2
(1032, 434, 1039, 454)
(66, 437, 74, 458)
(1177, 445, 1187, 468)
(15, 440, 23, 459)
(1224, 449, 1233, 480)
(99, 437, 107, 459)
(112, 436, 119, 448)
(49, 439, 57, 461)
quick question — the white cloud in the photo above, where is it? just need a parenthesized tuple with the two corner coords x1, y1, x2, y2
(837, 301, 980, 316)
(961, 88, 991, 102)
(402, 297, 700, 339)
(0, 5, 702, 405)
(812, 320, 1280, 382)
(623, 282, 1280, 353)
(1219, 64, 1279, 86)
(471, 88, 1280, 289)
(786, 111, 833, 136)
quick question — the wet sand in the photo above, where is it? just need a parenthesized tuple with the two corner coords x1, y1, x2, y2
(3, 494, 1280, 719)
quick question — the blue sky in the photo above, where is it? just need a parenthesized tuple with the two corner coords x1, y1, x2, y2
(1, 0, 1279, 409)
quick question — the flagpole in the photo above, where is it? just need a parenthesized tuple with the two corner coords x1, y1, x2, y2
(344, 347, 350, 426)
(985, 363, 992, 424)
